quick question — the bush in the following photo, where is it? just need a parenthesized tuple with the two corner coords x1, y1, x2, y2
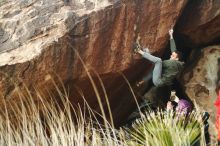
(126, 110, 205, 146)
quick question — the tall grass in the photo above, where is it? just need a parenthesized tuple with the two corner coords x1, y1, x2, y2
(0, 85, 127, 146)
(0, 82, 212, 146)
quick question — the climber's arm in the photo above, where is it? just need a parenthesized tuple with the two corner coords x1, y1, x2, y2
(169, 29, 177, 53)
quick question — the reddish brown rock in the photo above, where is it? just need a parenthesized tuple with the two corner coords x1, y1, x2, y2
(0, 0, 188, 126)
(177, 0, 220, 47)
(182, 45, 220, 133)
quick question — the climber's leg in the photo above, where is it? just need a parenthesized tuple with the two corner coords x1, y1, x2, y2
(142, 52, 163, 87)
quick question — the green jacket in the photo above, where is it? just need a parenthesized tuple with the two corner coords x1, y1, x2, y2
(159, 60, 184, 86)
(157, 38, 184, 86)
(142, 38, 184, 86)
(170, 38, 177, 53)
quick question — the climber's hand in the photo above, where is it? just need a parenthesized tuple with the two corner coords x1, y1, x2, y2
(167, 101, 173, 110)
(136, 80, 144, 87)
(169, 28, 173, 39)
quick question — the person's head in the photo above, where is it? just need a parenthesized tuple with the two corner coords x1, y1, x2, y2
(170, 51, 182, 61)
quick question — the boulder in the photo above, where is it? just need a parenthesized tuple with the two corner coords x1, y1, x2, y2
(182, 45, 220, 133)
(176, 0, 220, 47)
(0, 0, 188, 126)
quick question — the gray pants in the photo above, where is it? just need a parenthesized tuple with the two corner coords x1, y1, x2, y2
(142, 51, 163, 87)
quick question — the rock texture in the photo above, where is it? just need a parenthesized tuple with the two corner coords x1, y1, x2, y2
(176, 0, 220, 47)
(182, 45, 220, 133)
(0, 0, 188, 126)
(175, 0, 220, 134)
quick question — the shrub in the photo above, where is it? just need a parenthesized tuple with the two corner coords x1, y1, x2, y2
(126, 110, 205, 146)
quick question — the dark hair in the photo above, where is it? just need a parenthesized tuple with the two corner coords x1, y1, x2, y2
(174, 51, 183, 60)
(171, 101, 178, 109)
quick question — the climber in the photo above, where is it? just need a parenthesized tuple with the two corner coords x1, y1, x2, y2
(134, 28, 184, 88)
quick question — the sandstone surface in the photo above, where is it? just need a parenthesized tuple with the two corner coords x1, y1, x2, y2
(182, 45, 220, 133)
(0, 0, 188, 125)
(177, 0, 220, 47)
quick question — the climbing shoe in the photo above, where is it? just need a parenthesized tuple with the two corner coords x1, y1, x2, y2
(132, 42, 141, 53)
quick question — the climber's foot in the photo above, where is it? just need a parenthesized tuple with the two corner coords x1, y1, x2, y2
(133, 42, 141, 53)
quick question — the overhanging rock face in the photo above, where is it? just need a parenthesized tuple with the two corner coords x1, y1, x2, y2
(175, 0, 220, 133)
(177, 0, 220, 47)
(0, 0, 188, 125)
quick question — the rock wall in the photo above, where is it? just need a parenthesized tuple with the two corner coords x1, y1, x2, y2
(176, 0, 220, 47)
(182, 46, 220, 134)
(0, 0, 188, 125)
(0, 0, 220, 130)
(176, 0, 220, 134)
